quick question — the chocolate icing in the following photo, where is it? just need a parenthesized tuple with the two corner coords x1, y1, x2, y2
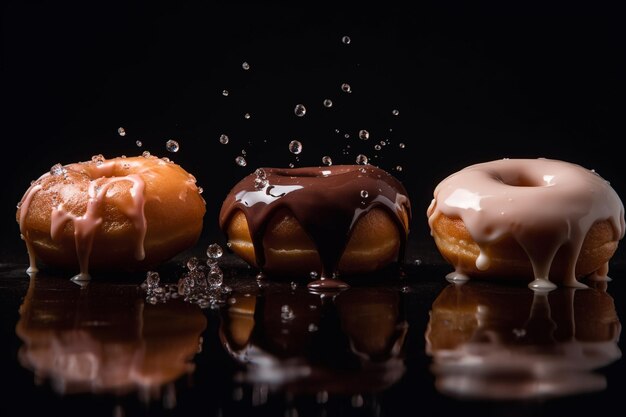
(219, 165, 411, 286)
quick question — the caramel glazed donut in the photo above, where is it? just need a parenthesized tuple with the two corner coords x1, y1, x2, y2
(16, 155, 206, 280)
(427, 158, 625, 290)
(219, 165, 411, 288)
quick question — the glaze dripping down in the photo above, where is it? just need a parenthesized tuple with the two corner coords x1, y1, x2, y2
(219, 165, 411, 286)
(427, 159, 625, 289)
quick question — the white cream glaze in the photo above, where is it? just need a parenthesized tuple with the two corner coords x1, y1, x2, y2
(50, 174, 146, 281)
(19, 184, 43, 273)
(427, 159, 625, 289)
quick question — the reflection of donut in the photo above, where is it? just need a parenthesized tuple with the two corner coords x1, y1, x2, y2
(16, 155, 205, 278)
(426, 282, 621, 400)
(16, 275, 207, 396)
(219, 287, 407, 395)
(219, 165, 411, 279)
(427, 159, 625, 289)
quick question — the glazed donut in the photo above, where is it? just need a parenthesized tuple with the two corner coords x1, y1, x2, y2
(16, 155, 206, 279)
(427, 158, 625, 289)
(219, 165, 411, 287)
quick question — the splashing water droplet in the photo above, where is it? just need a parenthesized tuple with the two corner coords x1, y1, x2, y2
(290, 281, 298, 290)
(309, 271, 319, 279)
(380, 140, 386, 146)
(399, 143, 406, 149)
(342, 35, 351, 44)
(323, 99, 333, 108)
(294, 104, 306, 117)
(187, 257, 199, 271)
(344, 133, 350, 139)
(288, 163, 295, 168)
(374, 144, 381, 151)
(244, 113, 251, 119)
(50, 163, 66, 177)
(359, 130, 370, 140)
(207, 265, 224, 288)
(308, 323, 319, 332)
(136, 140, 142, 147)
(395, 165, 403, 172)
(91, 154, 105, 165)
(360, 190, 369, 198)
(281, 305, 295, 322)
(198, 186, 203, 194)
(356, 154, 368, 165)
(255, 168, 267, 179)
(334, 129, 340, 134)
(414, 259, 422, 266)
(242, 61, 250, 70)
(392, 109, 400, 116)
(144, 271, 160, 290)
(207, 243, 223, 260)
(341, 83, 352, 93)
(222, 89, 229, 96)
(289, 140, 302, 154)
(118, 127, 126, 136)
(235, 156, 247, 167)
(219, 134, 229, 144)
(166, 139, 179, 153)
(322, 156, 332, 166)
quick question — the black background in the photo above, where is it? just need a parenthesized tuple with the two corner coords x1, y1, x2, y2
(2, 2, 625, 250)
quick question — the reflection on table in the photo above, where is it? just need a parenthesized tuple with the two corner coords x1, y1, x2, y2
(426, 281, 621, 400)
(219, 287, 407, 404)
(16, 274, 207, 403)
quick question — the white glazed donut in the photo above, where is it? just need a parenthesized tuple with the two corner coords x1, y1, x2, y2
(427, 158, 625, 289)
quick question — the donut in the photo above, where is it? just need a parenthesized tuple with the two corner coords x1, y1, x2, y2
(16, 276, 207, 394)
(426, 281, 621, 399)
(427, 159, 625, 289)
(219, 165, 411, 288)
(16, 155, 206, 279)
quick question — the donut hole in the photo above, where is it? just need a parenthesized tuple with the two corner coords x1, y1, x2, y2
(494, 173, 544, 187)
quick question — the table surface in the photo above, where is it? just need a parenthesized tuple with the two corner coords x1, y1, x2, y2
(1, 237, 625, 417)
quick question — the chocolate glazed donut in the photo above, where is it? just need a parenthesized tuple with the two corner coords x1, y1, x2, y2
(219, 165, 411, 288)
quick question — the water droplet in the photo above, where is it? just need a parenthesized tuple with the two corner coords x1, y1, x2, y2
(323, 99, 333, 108)
(219, 134, 229, 144)
(308, 323, 318, 332)
(288, 163, 295, 168)
(289, 140, 302, 154)
(142, 151, 151, 157)
(414, 259, 422, 266)
(380, 140, 386, 146)
(222, 89, 229, 96)
(117, 127, 126, 136)
(91, 154, 105, 165)
(342, 35, 351, 44)
(334, 128, 340, 133)
(207, 243, 223, 260)
(322, 156, 332, 166)
(241, 149, 247, 156)
(294, 104, 306, 117)
(399, 143, 406, 149)
(198, 186, 203, 194)
(341, 83, 352, 93)
(280, 305, 295, 322)
(359, 130, 370, 140)
(256, 272, 266, 281)
(360, 190, 369, 198)
(207, 265, 224, 288)
(395, 165, 403, 172)
(344, 133, 350, 139)
(166, 139, 179, 153)
(244, 113, 251, 119)
(136, 140, 142, 147)
(356, 154, 368, 165)
(392, 109, 400, 116)
(144, 271, 160, 290)
(290, 281, 298, 290)
(401, 286, 410, 293)
(374, 144, 381, 151)
(50, 163, 66, 177)
(242, 61, 250, 70)
(309, 271, 319, 280)
(235, 156, 247, 166)
(186, 257, 199, 271)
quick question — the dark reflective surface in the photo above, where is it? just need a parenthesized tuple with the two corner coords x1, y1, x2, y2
(1, 250, 626, 416)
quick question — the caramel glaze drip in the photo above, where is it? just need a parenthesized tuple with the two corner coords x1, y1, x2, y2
(219, 165, 411, 287)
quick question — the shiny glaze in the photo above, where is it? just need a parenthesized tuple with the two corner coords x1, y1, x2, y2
(427, 159, 625, 289)
(219, 165, 411, 285)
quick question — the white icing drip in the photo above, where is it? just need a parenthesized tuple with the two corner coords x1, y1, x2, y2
(428, 159, 625, 288)
(19, 184, 43, 273)
(50, 174, 147, 278)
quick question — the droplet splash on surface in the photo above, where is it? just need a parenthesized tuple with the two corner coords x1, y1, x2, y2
(289, 140, 303, 155)
(294, 104, 306, 117)
(91, 154, 105, 165)
(50, 163, 66, 177)
(166, 140, 179, 153)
